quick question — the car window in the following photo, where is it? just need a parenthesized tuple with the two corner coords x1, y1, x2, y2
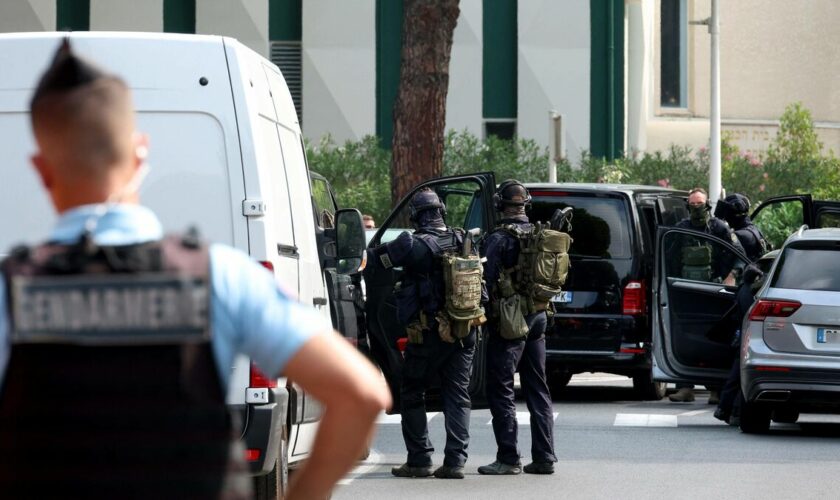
(817, 211, 840, 228)
(531, 195, 631, 258)
(770, 244, 840, 291)
(752, 199, 805, 250)
(311, 176, 336, 228)
(658, 197, 689, 227)
(662, 230, 745, 285)
(374, 179, 486, 246)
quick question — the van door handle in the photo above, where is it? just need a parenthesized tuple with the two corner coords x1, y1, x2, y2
(277, 243, 299, 258)
(313, 297, 328, 306)
(718, 288, 735, 295)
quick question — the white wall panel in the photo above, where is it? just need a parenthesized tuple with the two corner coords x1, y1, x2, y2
(0, 0, 55, 33)
(197, 0, 268, 56)
(445, 0, 482, 136)
(302, 0, 375, 143)
(518, 0, 590, 163)
(90, 0, 163, 32)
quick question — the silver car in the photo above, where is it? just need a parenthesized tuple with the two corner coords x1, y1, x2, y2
(740, 227, 840, 432)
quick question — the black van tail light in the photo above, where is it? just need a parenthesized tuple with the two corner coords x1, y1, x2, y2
(622, 280, 646, 315)
(748, 299, 801, 321)
(244, 448, 261, 461)
(249, 363, 277, 388)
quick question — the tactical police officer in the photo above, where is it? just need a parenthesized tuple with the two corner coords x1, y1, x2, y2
(478, 180, 557, 476)
(669, 187, 745, 403)
(0, 40, 390, 499)
(712, 193, 770, 424)
(714, 193, 770, 262)
(367, 189, 481, 480)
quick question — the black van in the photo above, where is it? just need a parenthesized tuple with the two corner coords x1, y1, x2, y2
(525, 183, 688, 399)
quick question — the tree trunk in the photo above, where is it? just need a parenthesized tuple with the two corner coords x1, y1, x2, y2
(390, 0, 460, 208)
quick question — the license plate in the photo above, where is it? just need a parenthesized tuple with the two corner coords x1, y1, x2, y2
(817, 328, 840, 343)
(552, 291, 573, 303)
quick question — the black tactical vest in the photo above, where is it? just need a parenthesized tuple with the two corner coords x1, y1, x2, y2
(0, 235, 249, 499)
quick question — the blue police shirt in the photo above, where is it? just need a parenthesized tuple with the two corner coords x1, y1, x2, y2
(0, 204, 330, 390)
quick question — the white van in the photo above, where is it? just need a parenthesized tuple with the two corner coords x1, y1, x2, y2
(0, 32, 364, 498)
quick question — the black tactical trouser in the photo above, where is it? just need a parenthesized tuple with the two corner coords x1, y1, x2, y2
(718, 354, 744, 417)
(486, 312, 557, 466)
(400, 327, 476, 468)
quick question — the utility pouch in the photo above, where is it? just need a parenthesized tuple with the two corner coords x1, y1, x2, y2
(405, 321, 424, 345)
(498, 293, 529, 340)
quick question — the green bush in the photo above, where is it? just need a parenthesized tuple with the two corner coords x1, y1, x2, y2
(307, 103, 840, 230)
(305, 135, 391, 223)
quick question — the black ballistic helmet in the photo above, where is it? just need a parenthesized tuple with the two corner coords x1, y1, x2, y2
(408, 189, 446, 222)
(714, 193, 751, 220)
(493, 179, 531, 211)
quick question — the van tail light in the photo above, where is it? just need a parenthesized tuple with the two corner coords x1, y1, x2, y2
(244, 449, 261, 462)
(259, 260, 274, 273)
(396, 338, 408, 352)
(249, 363, 277, 388)
(748, 299, 801, 321)
(622, 280, 646, 315)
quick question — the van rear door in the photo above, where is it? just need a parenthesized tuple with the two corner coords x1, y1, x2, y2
(364, 173, 496, 412)
(528, 190, 635, 352)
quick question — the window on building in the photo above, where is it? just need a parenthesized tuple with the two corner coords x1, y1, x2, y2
(660, 0, 687, 108)
(269, 0, 303, 125)
(484, 120, 516, 141)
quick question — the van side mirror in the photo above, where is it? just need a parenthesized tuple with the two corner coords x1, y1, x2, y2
(335, 208, 366, 275)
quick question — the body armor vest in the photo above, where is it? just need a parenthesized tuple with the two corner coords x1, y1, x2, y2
(0, 234, 249, 499)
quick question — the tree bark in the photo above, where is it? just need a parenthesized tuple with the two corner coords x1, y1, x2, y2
(390, 0, 460, 208)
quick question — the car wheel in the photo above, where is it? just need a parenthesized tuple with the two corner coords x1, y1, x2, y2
(632, 369, 666, 401)
(253, 426, 289, 499)
(739, 401, 772, 434)
(772, 409, 800, 424)
(548, 370, 573, 395)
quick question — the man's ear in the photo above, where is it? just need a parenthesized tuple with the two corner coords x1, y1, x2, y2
(30, 153, 53, 190)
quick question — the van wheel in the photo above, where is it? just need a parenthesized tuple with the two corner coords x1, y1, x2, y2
(253, 426, 289, 499)
(739, 402, 772, 434)
(632, 369, 666, 400)
(772, 409, 800, 424)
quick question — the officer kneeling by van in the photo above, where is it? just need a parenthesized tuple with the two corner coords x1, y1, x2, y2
(478, 180, 567, 476)
(367, 189, 486, 480)
(0, 40, 390, 499)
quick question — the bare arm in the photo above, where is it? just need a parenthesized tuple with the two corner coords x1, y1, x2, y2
(281, 331, 391, 500)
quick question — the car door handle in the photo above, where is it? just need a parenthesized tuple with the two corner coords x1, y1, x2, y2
(718, 288, 735, 295)
(313, 297, 328, 306)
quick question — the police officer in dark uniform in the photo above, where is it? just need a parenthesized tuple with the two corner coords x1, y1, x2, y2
(712, 193, 769, 424)
(367, 189, 478, 480)
(714, 193, 770, 262)
(478, 180, 557, 476)
(0, 40, 390, 499)
(669, 187, 745, 403)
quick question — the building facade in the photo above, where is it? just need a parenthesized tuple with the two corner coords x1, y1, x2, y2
(2, 0, 838, 163)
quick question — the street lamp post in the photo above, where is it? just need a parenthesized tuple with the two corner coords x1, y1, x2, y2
(709, 0, 721, 205)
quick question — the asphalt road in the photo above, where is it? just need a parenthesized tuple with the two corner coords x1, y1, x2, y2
(334, 374, 840, 500)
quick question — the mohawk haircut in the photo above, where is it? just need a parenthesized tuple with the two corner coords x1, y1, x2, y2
(30, 38, 134, 174)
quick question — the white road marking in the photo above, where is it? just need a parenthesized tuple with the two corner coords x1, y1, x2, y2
(487, 412, 559, 426)
(376, 412, 438, 424)
(613, 413, 678, 427)
(337, 448, 382, 486)
(678, 409, 710, 417)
